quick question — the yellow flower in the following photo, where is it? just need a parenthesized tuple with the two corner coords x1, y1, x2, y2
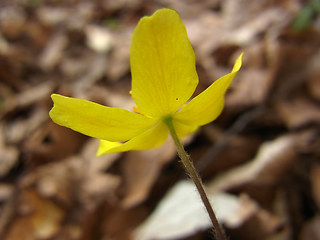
(49, 9, 242, 156)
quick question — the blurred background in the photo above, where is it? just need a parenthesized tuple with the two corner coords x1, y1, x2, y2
(0, 0, 320, 240)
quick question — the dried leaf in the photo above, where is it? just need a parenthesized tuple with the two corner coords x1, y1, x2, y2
(23, 121, 86, 164)
(105, 29, 131, 81)
(4, 190, 64, 240)
(276, 98, 320, 129)
(81, 138, 120, 172)
(226, 69, 271, 108)
(207, 135, 296, 192)
(299, 215, 320, 240)
(134, 180, 281, 240)
(0, 144, 18, 177)
(121, 138, 176, 208)
(0, 124, 19, 177)
(39, 32, 68, 71)
(311, 164, 320, 209)
(5, 108, 48, 144)
(308, 53, 320, 101)
(1, 81, 55, 118)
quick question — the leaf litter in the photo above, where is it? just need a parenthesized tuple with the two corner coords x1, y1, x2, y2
(0, 0, 319, 240)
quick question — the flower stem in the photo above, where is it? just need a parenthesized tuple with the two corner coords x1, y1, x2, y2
(163, 117, 226, 240)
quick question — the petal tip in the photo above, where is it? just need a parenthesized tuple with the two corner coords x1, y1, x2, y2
(233, 52, 244, 72)
(51, 93, 59, 100)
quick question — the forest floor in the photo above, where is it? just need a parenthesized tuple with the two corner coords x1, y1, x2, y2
(0, 0, 320, 240)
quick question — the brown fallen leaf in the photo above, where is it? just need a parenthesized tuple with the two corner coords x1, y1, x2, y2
(79, 163, 121, 210)
(0, 144, 18, 177)
(121, 138, 176, 208)
(83, 83, 135, 111)
(0, 184, 13, 202)
(4, 189, 64, 240)
(276, 97, 320, 129)
(187, 6, 290, 60)
(72, 54, 109, 94)
(20, 155, 121, 210)
(222, 0, 290, 28)
(80, 138, 120, 173)
(1, 81, 55, 118)
(105, 28, 132, 82)
(0, 186, 16, 239)
(59, 49, 95, 80)
(36, 6, 70, 26)
(101, 205, 148, 240)
(207, 134, 296, 193)
(22, 121, 87, 165)
(0, 5, 26, 39)
(0, 124, 19, 177)
(20, 157, 83, 207)
(133, 180, 282, 240)
(38, 31, 68, 71)
(308, 52, 320, 101)
(299, 215, 320, 240)
(100, 0, 142, 12)
(198, 123, 261, 178)
(310, 164, 320, 209)
(226, 68, 271, 109)
(5, 107, 48, 144)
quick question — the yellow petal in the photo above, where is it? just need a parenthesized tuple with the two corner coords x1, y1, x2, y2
(49, 94, 157, 142)
(173, 119, 198, 139)
(97, 141, 122, 155)
(174, 53, 243, 126)
(130, 8, 198, 118)
(97, 122, 168, 155)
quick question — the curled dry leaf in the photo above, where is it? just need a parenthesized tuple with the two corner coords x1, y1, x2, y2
(207, 134, 296, 193)
(80, 138, 120, 173)
(121, 138, 176, 208)
(226, 68, 271, 109)
(105, 29, 132, 81)
(133, 180, 281, 240)
(17, 155, 121, 240)
(5, 107, 48, 144)
(187, 6, 290, 60)
(23, 121, 86, 164)
(199, 123, 262, 177)
(72, 54, 109, 93)
(4, 190, 64, 240)
(276, 97, 320, 129)
(20, 156, 121, 210)
(1, 81, 55, 118)
(80, 171, 121, 210)
(222, 0, 290, 28)
(38, 31, 68, 71)
(20, 157, 84, 207)
(36, 6, 70, 26)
